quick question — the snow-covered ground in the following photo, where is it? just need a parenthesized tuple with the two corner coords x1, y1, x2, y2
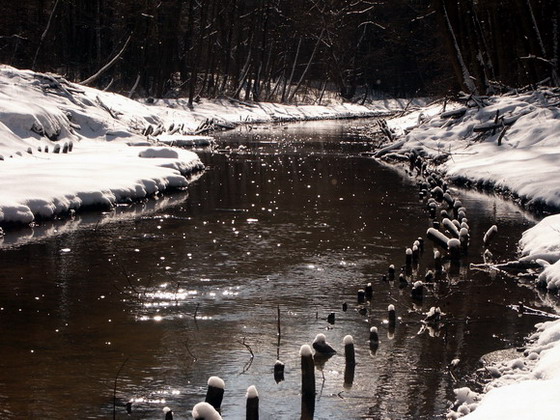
(0, 65, 411, 227)
(382, 89, 560, 419)
(386, 90, 560, 211)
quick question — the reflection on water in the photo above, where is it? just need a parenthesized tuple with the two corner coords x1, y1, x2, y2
(0, 120, 550, 419)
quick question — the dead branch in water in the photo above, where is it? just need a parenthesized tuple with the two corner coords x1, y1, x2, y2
(184, 338, 198, 362)
(276, 305, 282, 360)
(112, 357, 129, 420)
(240, 337, 254, 373)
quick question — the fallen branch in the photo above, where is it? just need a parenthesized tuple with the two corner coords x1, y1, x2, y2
(79, 34, 132, 86)
(375, 139, 405, 158)
(473, 115, 519, 132)
(497, 121, 509, 146)
(511, 303, 560, 319)
(441, 108, 467, 119)
(38, 73, 80, 105)
(470, 259, 542, 272)
(96, 95, 119, 119)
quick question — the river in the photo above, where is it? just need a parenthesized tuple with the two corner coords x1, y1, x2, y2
(0, 120, 549, 419)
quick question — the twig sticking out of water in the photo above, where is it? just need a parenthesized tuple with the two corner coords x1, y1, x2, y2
(113, 357, 129, 420)
(240, 337, 255, 373)
(184, 338, 198, 362)
(193, 303, 200, 319)
(165, 271, 181, 306)
(277, 305, 281, 360)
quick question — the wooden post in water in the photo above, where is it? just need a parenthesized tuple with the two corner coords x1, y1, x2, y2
(357, 289, 366, 303)
(388, 264, 396, 280)
(163, 407, 173, 420)
(246, 385, 259, 420)
(205, 376, 225, 413)
(369, 326, 379, 352)
(300, 344, 315, 420)
(343, 335, 356, 388)
(448, 238, 461, 262)
(405, 248, 413, 273)
(388, 304, 396, 338)
(274, 360, 285, 383)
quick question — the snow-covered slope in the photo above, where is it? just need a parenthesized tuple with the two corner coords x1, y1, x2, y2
(0, 66, 204, 225)
(387, 89, 560, 211)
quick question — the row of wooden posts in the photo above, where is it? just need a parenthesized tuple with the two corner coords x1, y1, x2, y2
(164, 152, 499, 419)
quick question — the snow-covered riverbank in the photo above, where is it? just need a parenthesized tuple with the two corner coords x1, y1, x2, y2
(381, 89, 560, 419)
(0, 65, 411, 227)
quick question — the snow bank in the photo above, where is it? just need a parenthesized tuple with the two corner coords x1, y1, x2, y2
(0, 141, 200, 224)
(519, 214, 560, 291)
(0, 65, 204, 225)
(449, 319, 560, 420)
(386, 89, 560, 210)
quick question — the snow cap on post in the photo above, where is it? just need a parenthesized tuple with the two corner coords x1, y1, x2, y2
(369, 326, 379, 344)
(344, 335, 356, 367)
(192, 402, 223, 420)
(163, 406, 173, 420)
(246, 385, 259, 420)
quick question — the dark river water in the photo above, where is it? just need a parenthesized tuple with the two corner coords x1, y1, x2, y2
(0, 120, 550, 419)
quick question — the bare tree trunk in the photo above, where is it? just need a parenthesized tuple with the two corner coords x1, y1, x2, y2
(95, 0, 102, 66)
(267, 71, 285, 101)
(443, 3, 477, 93)
(317, 79, 327, 105)
(32, 0, 60, 70)
(282, 37, 301, 102)
(553, 12, 560, 85)
(128, 74, 141, 98)
(289, 30, 324, 103)
(526, 0, 547, 57)
(233, 45, 253, 99)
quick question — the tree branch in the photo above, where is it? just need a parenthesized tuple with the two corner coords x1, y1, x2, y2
(79, 35, 132, 86)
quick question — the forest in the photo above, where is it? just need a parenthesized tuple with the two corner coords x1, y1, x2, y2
(1, 0, 559, 104)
